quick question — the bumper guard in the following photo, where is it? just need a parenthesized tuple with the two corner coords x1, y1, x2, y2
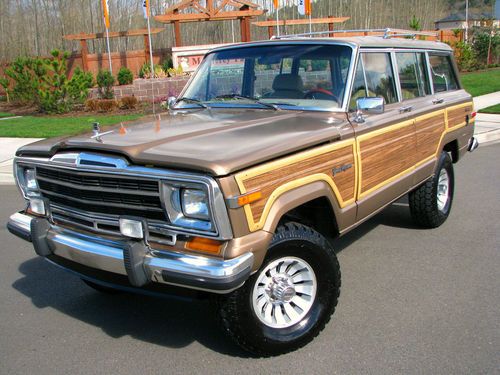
(7, 212, 253, 294)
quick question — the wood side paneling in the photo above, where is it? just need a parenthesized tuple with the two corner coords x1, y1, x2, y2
(359, 124, 416, 193)
(447, 105, 472, 129)
(241, 144, 356, 223)
(415, 112, 446, 161)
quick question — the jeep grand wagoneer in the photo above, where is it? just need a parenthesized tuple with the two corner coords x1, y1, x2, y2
(8, 31, 478, 356)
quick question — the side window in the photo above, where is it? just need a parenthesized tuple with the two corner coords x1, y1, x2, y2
(349, 58, 367, 109)
(396, 52, 430, 99)
(361, 53, 398, 104)
(429, 54, 459, 93)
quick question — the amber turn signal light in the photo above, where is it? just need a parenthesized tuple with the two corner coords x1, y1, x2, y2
(237, 191, 262, 206)
(185, 237, 223, 254)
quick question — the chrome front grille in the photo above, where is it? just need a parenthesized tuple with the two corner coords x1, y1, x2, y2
(16, 152, 233, 240)
(36, 167, 167, 222)
(35, 166, 177, 243)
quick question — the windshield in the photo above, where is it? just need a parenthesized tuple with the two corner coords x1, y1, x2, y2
(178, 44, 353, 111)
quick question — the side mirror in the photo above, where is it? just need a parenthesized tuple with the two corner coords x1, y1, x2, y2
(356, 97, 385, 114)
(167, 96, 177, 109)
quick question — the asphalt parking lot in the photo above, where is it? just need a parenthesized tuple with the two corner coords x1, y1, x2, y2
(0, 143, 498, 374)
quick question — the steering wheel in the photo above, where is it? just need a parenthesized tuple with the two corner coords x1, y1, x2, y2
(304, 88, 338, 102)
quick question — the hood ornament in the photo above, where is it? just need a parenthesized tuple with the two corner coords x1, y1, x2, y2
(91, 122, 114, 143)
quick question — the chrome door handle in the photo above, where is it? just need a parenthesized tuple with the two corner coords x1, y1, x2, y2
(432, 98, 444, 104)
(399, 105, 413, 113)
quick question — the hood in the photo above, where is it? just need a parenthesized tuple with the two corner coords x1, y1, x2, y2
(17, 108, 350, 176)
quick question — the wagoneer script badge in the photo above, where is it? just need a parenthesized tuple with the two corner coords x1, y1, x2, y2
(91, 122, 114, 143)
(333, 164, 353, 176)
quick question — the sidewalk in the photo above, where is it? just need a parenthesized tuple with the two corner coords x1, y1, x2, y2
(0, 92, 498, 185)
(0, 138, 42, 184)
(473, 91, 500, 110)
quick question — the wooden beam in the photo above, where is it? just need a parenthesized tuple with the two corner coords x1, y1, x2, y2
(80, 38, 89, 71)
(328, 16, 334, 37)
(144, 34, 150, 59)
(64, 28, 164, 41)
(164, 0, 195, 14)
(252, 17, 350, 27)
(173, 10, 182, 47)
(267, 17, 274, 39)
(155, 9, 265, 23)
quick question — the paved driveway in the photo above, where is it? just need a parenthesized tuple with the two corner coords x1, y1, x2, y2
(0, 144, 498, 374)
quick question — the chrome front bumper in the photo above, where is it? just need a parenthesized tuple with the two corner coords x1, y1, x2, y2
(7, 212, 253, 293)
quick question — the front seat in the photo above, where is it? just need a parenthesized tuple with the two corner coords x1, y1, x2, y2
(268, 74, 304, 99)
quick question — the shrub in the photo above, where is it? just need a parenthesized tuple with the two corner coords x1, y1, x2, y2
(120, 95, 138, 109)
(455, 41, 477, 71)
(472, 30, 500, 65)
(161, 58, 173, 72)
(85, 98, 98, 111)
(117, 67, 133, 85)
(96, 99, 118, 112)
(139, 62, 150, 79)
(4, 57, 39, 103)
(67, 67, 94, 104)
(36, 50, 72, 113)
(0, 76, 10, 103)
(96, 70, 115, 99)
(409, 15, 422, 31)
(4, 50, 94, 113)
(167, 66, 184, 77)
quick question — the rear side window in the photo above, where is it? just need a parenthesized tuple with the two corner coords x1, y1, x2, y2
(361, 53, 398, 104)
(396, 52, 430, 99)
(429, 54, 459, 93)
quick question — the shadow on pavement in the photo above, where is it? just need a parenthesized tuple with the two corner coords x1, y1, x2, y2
(333, 198, 423, 252)
(11, 198, 420, 357)
(12, 257, 250, 357)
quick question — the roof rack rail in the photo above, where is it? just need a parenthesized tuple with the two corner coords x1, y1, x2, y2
(271, 28, 439, 40)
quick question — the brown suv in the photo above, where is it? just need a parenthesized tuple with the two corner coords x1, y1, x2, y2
(8, 33, 478, 356)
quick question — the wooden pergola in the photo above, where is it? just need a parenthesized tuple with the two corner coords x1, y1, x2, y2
(253, 16, 350, 39)
(64, 28, 164, 71)
(154, 0, 266, 46)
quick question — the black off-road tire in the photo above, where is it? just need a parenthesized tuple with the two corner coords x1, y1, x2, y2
(216, 222, 341, 357)
(409, 151, 455, 228)
(82, 279, 122, 294)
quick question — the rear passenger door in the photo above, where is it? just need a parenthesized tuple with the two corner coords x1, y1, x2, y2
(351, 51, 417, 220)
(394, 51, 440, 186)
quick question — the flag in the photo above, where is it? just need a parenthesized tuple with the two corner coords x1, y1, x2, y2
(142, 0, 150, 19)
(273, 0, 279, 8)
(298, 0, 305, 15)
(305, 0, 311, 16)
(102, 0, 110, 29)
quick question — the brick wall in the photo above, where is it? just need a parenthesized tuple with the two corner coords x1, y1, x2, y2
(91, 76, 191, 101)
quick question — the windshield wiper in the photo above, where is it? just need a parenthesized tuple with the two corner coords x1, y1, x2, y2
(213, 94, 279, 111)
(175, 97, 210, 109)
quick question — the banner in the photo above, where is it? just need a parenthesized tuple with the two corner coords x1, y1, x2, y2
(102, 0, 110, 29)
(298, 0, 305, 15)
(273, 0, 279, 8)
(142, 0, 150, 19)
(305, 0, 311, 16)
(298, 0, 311, 16)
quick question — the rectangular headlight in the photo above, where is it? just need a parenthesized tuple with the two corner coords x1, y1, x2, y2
(15, 164, 40, 198)
(182, 188, 210, 220)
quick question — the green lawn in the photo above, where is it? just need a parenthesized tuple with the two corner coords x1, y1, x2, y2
(0, 114, 143, 138)
(479, 103, 500, 114)
(0, 112, 13, 118)
(460, 69, 500, 97)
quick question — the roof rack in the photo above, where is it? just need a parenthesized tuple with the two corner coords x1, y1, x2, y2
(271, 28, 439, 40)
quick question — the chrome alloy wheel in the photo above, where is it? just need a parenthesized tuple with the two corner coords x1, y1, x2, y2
(436, 168, 450, 212)
(251, 256, 317, 329)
